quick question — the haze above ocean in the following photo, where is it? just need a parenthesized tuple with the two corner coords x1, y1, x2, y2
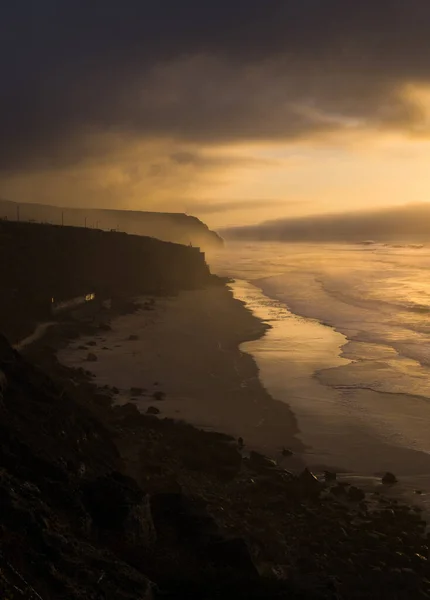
(209, 242, 430, 484)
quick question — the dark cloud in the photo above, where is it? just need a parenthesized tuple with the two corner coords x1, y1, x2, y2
(1, 0, 430, 173)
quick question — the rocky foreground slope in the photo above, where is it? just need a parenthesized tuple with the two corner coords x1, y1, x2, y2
(2, 313, 430, 599)
(0, 330, 286, 599)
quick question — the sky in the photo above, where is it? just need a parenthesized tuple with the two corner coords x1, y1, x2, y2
(2, 1, 430, 228)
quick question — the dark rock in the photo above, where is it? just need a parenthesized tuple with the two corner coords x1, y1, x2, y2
(130, 387, 145, 396)
(147, 406, 160, 415)
(282, 447, 293, 457)
(205, 537, 259, 577)
(115, 403, 142, 424)
(81, 471, 142, 529)
(85, 352, 97, 362)
(238, 436, 244, 449)
(330, 484, 347, 497)
(348, 486, 365, 502)
(150, 492, 219, 545)
(128, 334, 139, 341)
(150, 492, 185, 527)
(248, 451, 278, 473)
(298, 468, 321, 494)
(92, 393, 111, 408)
(382, 472, 398, 485)
(81, 472, 155, 545)
(324, 470, 337, 482)
(87, 341, 97, 347)
(99, 322, 112, 331)
(153, 391, 165, 401)
(415, 490, 423, 495)
(78, 345, 87, 350)
(112, 386, 120, 394)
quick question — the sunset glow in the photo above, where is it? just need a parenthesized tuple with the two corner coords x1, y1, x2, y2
(2, 2, 430, 229)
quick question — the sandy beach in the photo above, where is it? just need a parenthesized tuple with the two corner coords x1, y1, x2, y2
(58, 285, 304, 459)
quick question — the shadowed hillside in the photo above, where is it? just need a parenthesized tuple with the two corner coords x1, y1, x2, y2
(0, 199, 223, 250)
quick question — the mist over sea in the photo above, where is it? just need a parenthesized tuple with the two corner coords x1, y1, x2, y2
(210, 242, 430, 487)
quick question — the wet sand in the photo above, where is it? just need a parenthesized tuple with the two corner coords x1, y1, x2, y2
(58, 285, 304, 460)
(230, 279, 430, 508)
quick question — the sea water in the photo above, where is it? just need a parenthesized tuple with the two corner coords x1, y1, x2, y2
(209, 242, 430, 487)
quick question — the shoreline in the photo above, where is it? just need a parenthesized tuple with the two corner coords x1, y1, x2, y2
(226, 278, 430, 510)
(22, 277, 430, 498)
(20, 274, 430, 506)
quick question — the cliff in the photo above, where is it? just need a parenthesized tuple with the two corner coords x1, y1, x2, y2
(0, 198, 223, 249)
(0, 220, 215, 342)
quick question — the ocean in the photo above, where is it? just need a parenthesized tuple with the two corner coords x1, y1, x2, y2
(209, 242, 430, 488)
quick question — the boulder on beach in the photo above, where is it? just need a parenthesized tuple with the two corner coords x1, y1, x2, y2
(382, 472, 398, 485)
(115, 402, 142, 423)
(153, 391, 165, 401)
(330, 484, 347, 497)
(130, 387, 145, 396)
(248, 451, 278, 473)
(298, 468, 322, 495)
(86, 352, 97, 362)
(324, 470, 337, 482)
(147, 406, 160, 415)
(348, 485, 365, 502)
